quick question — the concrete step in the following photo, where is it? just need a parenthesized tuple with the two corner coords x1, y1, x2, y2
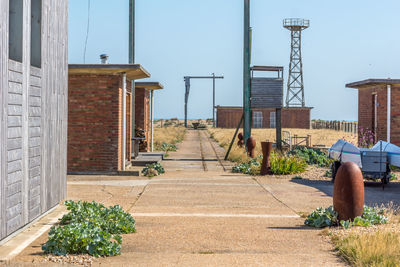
(132, 153, 162, 166)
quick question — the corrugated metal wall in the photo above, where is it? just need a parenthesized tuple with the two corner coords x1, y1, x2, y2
(0, 0, 67, 240)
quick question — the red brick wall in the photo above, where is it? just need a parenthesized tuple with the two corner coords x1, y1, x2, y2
(282, 108, 311, 128)
(358, 85, 400, 146)
(135, 88, 150, 152)
(216, 107, 311, 129)
(391, 86, 400, 145)
(68, 74, 132, 172)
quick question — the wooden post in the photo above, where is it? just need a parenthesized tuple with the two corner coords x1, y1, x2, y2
(307, 135, 311, 147)
(276, 108, 282, 150)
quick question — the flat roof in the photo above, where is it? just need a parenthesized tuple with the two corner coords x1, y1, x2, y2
(68, 64, 150, 80)
(135, 82, 164, 90)
(216, 106, 313, 110)
(251, 66, 283, 72)
(346, 79, 400, 89)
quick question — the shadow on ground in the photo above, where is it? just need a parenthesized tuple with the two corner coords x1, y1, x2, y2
(290, 178, 400, 207)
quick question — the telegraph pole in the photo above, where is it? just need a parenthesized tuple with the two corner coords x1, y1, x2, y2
(129, 0, 135, 158)
(243, 0, 251, 143)
(212, 73, 216, 127)
(129, 0, 135, 63)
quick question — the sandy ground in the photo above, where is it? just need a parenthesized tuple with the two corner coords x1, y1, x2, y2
(7, 130, 355, 266)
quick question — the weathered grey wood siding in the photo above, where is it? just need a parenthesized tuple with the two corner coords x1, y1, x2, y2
(251, 78, 283, 109)
(0, 0, 67, 240)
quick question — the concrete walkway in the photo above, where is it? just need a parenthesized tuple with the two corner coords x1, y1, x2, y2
(12, 130, 345, 266)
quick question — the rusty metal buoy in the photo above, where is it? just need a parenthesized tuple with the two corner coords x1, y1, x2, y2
(333, 162, 364, 221)
(237, 132, 244, 147)
(246, 136, 256, 158)
(260, 141, 272, 175)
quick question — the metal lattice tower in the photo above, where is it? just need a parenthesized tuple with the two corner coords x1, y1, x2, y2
(283, 18, 309, 107)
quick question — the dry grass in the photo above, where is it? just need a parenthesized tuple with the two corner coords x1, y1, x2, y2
(209, 128, 357, 163)
(332, 230, 400, 266)
(329, 208, 400, 266)
(153, 126, 186, 151)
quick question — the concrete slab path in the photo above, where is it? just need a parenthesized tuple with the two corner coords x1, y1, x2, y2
(10, 130, 345, 266)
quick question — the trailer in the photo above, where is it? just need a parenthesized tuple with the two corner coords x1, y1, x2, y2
(328, 140, 398, 184)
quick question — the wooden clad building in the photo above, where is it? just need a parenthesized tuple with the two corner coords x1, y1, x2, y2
(0, 0, 68, 240)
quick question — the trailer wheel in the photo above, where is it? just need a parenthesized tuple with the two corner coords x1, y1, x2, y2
(331, 161, 341, 183)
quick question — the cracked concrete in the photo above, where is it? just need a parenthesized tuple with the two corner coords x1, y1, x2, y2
(9, 130, 346, 266)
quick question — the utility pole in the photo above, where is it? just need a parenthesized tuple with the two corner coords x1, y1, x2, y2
(129, 0, 135, 158)
(212, 73, 216, 127)
(183, 75, 224, 128)
(243, 0, 251, 144)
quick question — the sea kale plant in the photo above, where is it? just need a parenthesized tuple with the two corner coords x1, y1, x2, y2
(142, 162, 165, 177)
(42, 200, 136, 257)
(288, 147, 331, 167)
(305, 205, 388, 229)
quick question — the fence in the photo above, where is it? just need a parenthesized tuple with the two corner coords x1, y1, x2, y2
(311, 120, 358, 134)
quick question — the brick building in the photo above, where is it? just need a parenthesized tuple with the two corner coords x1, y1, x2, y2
(346, 79, 400, 146)
(134, 82, 164, 153)
(216, 106, 312, 129)
(68, 64, 150, 173)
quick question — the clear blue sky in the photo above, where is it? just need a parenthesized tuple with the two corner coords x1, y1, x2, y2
(69, 0, 400, 121)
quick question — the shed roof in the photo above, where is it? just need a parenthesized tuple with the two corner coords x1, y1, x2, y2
(135, 82, 164, 90)
(251, 66, 283, 72)
(215, 106, 313, 110)
(68, 64, 150, 80)
(346, 79, 400, 89)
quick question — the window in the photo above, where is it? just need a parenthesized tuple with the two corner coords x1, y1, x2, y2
(31, 0, 42, 67)
(253, 111, 263, 128)
(9, 0, 23, 62)
(270, 112, 276, 128)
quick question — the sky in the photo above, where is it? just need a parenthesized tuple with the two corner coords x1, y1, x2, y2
(68, 0, 400, 121)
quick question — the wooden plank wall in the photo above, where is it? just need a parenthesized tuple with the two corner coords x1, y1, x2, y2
(0, 0, 68, 240)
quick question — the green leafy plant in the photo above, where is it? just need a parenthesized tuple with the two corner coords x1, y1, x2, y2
(305, 205, 388, 229)
(270, 153, 307, 175)
(232, 157, 261, 175)
(324, 169, 332, 177)
(142, 163, 165, 177)
(42, 201, 136, 257)
(389, 173, 397, 181)
(305, 206, 338, 228)
(160, 142, 178, 152)
(288, 147, 331, 167)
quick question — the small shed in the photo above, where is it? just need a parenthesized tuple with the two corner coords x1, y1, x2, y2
(68, 64, 150, 173)
(134, 82, 164, 153)
(216, 107, 312, 129)
(0, 0, 68, 240)
(346, 79, 400, 146)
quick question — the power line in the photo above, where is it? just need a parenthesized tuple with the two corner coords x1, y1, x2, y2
(83, 0, 91, 63)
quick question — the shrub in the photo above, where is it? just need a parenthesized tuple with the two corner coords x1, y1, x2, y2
(305, 205, 388, 229)
(232, 157, 261, 175)
(359, 127, 375, 148)
(159, 142, 177, 152)
(142, 163, 165, 177)
(42, 201, 136, 257)
(305, 206, 338, 228)
(270, 153, 307, 175)
(232, 154, 307, 175)
(288, 147, 331, 167)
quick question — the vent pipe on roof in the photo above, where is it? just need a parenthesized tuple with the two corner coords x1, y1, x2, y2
(387, 84, 391, 142)
(100, 54, 109, 64)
